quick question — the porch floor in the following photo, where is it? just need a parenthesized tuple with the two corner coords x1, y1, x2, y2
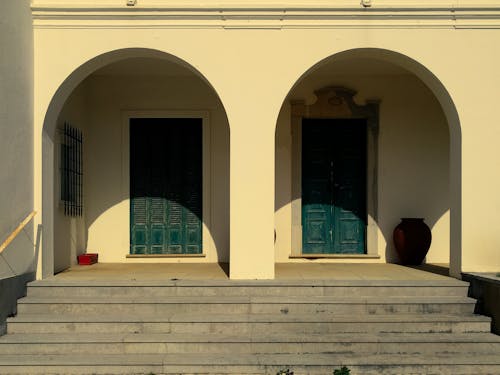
(52, 263, 451, 281)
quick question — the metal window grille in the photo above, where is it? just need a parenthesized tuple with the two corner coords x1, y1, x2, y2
(60, 122, 83, 217)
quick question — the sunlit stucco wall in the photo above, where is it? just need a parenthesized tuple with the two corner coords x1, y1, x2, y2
(53, 83, 88, 272)
(275, 73, 450, 264)
(34, 22, 500, 277)
(54, 71, 230, 263)
(0, 0, 34, 278)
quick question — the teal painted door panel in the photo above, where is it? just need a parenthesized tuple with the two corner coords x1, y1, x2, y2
(301, 123, 333, 254)
(130, 118, 202, 255)
(302, 119, 366, 254)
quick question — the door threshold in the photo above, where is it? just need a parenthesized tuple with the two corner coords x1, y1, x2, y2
(290, 254, 380, 259)
(127, 254, 206, 258)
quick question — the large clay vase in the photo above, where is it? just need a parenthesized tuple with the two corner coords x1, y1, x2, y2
(393, 218, 432, 265)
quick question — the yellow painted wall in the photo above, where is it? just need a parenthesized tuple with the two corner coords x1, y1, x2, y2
(53, 83, 88, 272)
(56, 71, 230, 263)
(57, 65, 451, 267)
(32, 3, 500, 277)
(275, 73, 450, 264)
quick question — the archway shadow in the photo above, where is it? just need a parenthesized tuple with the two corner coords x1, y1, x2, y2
(273, 48, 461, 271)
(43, 49, 231, 274)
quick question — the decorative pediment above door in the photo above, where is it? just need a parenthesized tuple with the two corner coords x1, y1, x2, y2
(291, 86, 379, 130)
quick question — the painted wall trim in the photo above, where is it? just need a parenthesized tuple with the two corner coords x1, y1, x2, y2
(32, 1, 500, 29)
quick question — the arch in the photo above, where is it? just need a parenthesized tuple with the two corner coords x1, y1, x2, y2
(275, 48, 460, 141)
(40, 48, 230, 277)
(43, 47, 228, 138)
(274, 48, 461, 277)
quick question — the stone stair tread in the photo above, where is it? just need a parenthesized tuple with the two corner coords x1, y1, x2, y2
(0, 352, 499, 366)
(4, 278, 499, 373)
(7, 312, 491, 323)
(19, 296, 249, 304)
(160, 352, 500, 366)
(16, 295, 476, 304)
(164, 352, 500, 365)
(28, 278, 468, 287)
(0, 354, 163, 366)
(1, 331, 500, 344)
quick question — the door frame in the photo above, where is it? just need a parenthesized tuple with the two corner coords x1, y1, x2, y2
(121, 110, 212, 258)
(290, 87, 380, 258)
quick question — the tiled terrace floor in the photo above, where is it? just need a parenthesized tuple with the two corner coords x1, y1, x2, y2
(52, 262, 451, 281)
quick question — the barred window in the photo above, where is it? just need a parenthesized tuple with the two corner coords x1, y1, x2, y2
(60, 122, 83, 216)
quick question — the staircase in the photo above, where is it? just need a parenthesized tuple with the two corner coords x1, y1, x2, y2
(1, 278, 500, 374)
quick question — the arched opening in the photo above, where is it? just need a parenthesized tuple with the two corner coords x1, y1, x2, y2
(41, 49, 230, 276)
(275, 48, 461, 276)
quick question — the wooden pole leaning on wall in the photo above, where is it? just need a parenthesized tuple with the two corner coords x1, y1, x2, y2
(0, 211, 37, 254)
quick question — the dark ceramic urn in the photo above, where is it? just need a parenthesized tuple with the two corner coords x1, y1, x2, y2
(393, 218, 432, 265)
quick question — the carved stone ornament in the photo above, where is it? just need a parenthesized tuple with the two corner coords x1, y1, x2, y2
(291, 86, 379, 132)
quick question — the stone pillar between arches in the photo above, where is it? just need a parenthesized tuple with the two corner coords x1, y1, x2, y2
(229, 116, 275, 280)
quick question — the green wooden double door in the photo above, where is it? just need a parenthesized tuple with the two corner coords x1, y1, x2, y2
(130, 118, 202, 255)
(302, 119, 367, 254)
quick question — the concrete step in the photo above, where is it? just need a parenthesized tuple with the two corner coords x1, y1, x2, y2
(26, 279, 470, 298)
(1, 332, 499, 355)
(0, 352, 499, 374)
(5, 277, 499, 374)
(16, 296, 476, 315)
(7, 313, 491, 334)
(3, 277, 500, 374)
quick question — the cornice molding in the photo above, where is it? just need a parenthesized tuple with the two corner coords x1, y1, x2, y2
(31, 1, 500, 29)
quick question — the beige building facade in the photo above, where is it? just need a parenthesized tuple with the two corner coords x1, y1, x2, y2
(2, 1, 500, 281)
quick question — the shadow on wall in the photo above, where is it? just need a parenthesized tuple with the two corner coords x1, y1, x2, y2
(463, 273, 500, 335)
(0, 220, 38, 279)
(0, 219, 38, 335)
(274, 54, 451, 264)
(53, 57, 230, 266)
(129, 118, 203, 224)
(0, 272, 35, 335)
